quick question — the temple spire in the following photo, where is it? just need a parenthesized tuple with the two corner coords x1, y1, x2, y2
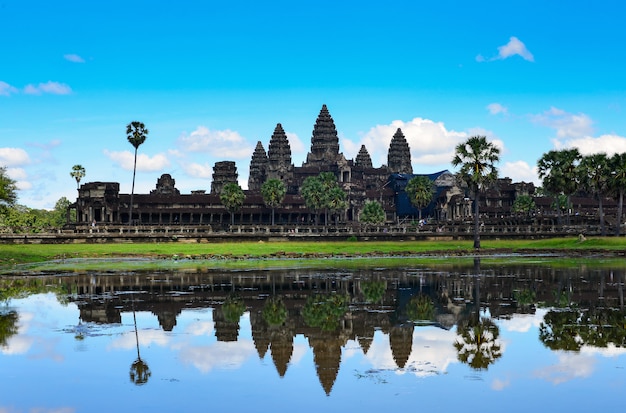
(304, 104, 342, 167)
(387, 128, 413, 174)
(355, 145, 373, 169)
(267, 123, 292, 180)
(248, 141, 268, 191)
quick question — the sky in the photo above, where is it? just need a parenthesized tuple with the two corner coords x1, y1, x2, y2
(2, 0, 626, 210)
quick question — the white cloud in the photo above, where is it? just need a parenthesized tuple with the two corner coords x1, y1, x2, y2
(0, 80, 18, 96)
(0, 147, 31, 166)
(534, 351, 595, 384)
(6, 167, 32, 190)
(177, 126, 252, 159)
(479, 36, 534, 62)
(179, 340, 256, 373)
(487, 103, 508, 115)
(64, 53, 85, 63)
(343, 118, 469, 171)
(24, 81, 72, 95)
(183, 162, 213, 179)
(103, 149, 171, 172)
(531, 107, 626, 156)
(498, 37, 534, 61)
(500, 160, 540, 185)
(532, 107, 593, 140)
(556, 134, 626, 156)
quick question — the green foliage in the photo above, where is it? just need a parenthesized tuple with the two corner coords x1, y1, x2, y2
(262, 296, 288, 326)
(301, 293, 349, 331)
(513, 289, 536, 308)
(261, 178, 286, 225)
(360, 201, 385, 225)
(300, 172, 346, 225)
(0, 166, 18, 209)
(0, 197, 73, 233)
(220, 183, 245, 225)
(129, 358, 151, 386)
(361, 280, 386, 303)
(126, 121, 149, 150)
(222, 295, 246, 323)
(405, 176, 435, 219)
(512, 195, 536, 216)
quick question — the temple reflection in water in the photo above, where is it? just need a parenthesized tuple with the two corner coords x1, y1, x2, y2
(3, 263, 625, 395)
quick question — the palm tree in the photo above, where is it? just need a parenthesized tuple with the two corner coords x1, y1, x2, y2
(326, 186, 347, 225)
(129, 293, 151, 385)
(609, 152, 626, 236)
(300, 175, 326, 225)
(451, 136, 500, 249)
(70, 164, 86, 189)
(220, 182, 245, 227)
(537, 148, 581, 224)
(126, 121, 149, 225)
(579, 153, 610, 235)
(261, 178, 286, 225)
(405, 175, 435, 221)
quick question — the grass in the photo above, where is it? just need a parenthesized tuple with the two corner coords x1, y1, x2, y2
(1, 236, 625, 273)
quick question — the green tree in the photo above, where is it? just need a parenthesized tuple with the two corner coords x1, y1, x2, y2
(126, 121, 149, 225)
(360, 200, 385, 225)
(0, 311, 19, 348)
(70, 164, 85, 189)
(220, 182, 245, 227)
(51, 197, 72, 227)
(326, 186, 347, 225)
(0, 166, 18, 211)
(512, 194, 536, 217)
(579, 153, 611, 235)
(405, 175, 435, 221)
(537, 148, 581, 223)
(262, 296, 288, 326)
(451, 136, 500, 249)
(261, 178, 286, 225)
(609, 152, 626, 236)
(454, 316, 503, 370)
(300, 175, 326, 225)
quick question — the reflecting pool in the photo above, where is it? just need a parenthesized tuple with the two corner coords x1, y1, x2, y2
(1, 261, 625, 412)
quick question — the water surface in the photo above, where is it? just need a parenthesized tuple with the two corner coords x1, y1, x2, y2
(1, 263, 624, 412)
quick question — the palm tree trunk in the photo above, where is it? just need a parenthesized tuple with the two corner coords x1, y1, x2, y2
(271, 207, 275, 226)
(599, 197, 605, 236)
(473, 191, 480, 249)
(128, 148, 138, 226)
(616, 190, 624, 237)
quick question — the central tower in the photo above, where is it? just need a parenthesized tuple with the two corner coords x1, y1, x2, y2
(304, 104, 344, 168)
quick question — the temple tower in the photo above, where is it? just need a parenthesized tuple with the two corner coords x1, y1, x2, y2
(354, 145, 373, 169)
(267, 123, 293, 181)
(210, 161, 238, 194)
(304, 104, 344, 167)
(248, 141, 268, 191)
(387, 128, 413, 174)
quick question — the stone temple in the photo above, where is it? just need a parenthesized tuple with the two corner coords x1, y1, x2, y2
(70, 104, 534, 227)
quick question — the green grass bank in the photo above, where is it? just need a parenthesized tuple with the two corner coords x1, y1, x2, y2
(2, 236, 625, 267)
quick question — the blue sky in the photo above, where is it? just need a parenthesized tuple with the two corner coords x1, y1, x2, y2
(2, 0, 626, 209)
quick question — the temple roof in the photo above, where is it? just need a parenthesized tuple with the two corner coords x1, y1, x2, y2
(388, 128, 413, 174)
(305, 104, 341, 167)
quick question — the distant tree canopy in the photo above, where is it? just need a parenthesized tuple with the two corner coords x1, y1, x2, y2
(0, 197, 73, 233)
(0, 166, 18, 210)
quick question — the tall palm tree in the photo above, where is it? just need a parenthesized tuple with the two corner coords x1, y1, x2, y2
(220, 182, 245, 227)
(537, 148, 581, 224)
(300, 175, 326, 225)
(405, 175, 435, 221)
(126, 121, 149, 225)
(261, 178, 286, 225)
(451, 136, 500, 249)
(70, 164, 86, 189)
(129, 293, 151, 385)
(579, 153, 610, 236)
(609, 152, 626, 236)
(326, 186, 347, 226)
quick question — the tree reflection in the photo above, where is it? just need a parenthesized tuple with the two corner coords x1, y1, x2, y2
(262, 296, 287, 326)
(454, 258, 503, 370)
(302, 293, 349, 331)
(454, 315, 503, 370)
(222, 295, 246, 323)
(405, 294, 435, 323)
(361, 280, 386, 304)
(129, 293, 151, 386)
(0, 310, 19, 348)
(539, 308, 626, 351)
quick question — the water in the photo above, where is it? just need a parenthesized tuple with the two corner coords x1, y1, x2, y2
(1, 263, 624, 412)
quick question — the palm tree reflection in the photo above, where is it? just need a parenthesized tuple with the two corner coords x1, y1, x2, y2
(454, 258, 503, 370)
(129, 292, 151, 385)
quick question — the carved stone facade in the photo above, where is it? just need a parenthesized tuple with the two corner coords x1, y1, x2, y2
(210, 161, 238, 194)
